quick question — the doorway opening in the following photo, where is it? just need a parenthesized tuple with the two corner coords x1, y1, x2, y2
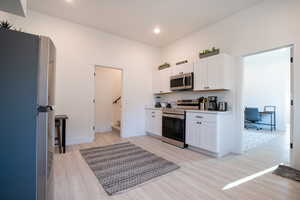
(241, 46, 293, 164)
(94, 66, 123, 139)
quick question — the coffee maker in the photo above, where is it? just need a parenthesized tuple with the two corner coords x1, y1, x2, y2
(208, 96, 218, 111)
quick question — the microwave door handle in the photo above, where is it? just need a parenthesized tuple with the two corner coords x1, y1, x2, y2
(183, 76, 186, 88)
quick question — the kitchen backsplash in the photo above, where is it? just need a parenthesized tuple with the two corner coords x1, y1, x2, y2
(154, 91, 234, 111)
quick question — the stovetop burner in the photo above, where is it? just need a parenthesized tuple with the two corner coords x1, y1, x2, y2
(162, 99, 200, 115)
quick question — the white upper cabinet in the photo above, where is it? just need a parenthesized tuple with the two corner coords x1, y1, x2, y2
(160, 68, 171, 93)
(194, 54, 233, 91)
(193, 59, 207, 90)
(153, 68, 171, 94)
(152, 71, 161, 94)
(171, 63, 194, 76)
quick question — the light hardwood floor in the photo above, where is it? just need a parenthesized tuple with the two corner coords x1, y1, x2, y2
(54, 131, 300, 200)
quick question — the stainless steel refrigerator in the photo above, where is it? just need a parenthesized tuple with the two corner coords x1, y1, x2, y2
(0, 29, 56, 200)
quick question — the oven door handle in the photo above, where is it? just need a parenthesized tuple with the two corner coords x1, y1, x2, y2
(163, 114, 185, 120)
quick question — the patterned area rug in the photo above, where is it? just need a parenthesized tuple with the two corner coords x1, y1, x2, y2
(80, 142, 179, 195)
(273, 165, 300, 182)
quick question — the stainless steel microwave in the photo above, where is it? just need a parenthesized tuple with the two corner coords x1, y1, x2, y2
(170, 72, 193, 91)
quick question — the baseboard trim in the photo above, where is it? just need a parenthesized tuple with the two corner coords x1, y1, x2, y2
(121, 131, 146, 138)
(146, 132, 162, 140)
(187, 146, 219, 158)
(66, 135, 95, 145)
(95, 127, 112, 133)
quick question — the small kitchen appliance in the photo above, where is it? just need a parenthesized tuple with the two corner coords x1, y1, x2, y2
(170, 73, 193, 91)
(155, 102, 161, 108)
(208, 96, 218, 111)
(218, 102, 228, 111)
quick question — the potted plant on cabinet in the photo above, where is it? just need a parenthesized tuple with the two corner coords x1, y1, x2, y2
(199, 47, 220, 59)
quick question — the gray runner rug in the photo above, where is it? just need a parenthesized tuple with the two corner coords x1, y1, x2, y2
(273, 165, 300, 182)
(80, 142, 180, 195)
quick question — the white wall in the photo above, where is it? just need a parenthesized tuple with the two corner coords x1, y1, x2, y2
(161, 0, 300, 169)
(95, 67, 122, 132)
(243, 48, 290, 131)
(0, 9, 8, 18)
(1, 10, 160, 144)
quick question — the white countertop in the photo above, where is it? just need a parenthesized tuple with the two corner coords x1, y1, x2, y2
(185, 110, 231, 114)
(145, 107, 230, 114)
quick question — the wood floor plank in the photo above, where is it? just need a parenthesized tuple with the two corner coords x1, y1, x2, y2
(54, 132, 299, 200)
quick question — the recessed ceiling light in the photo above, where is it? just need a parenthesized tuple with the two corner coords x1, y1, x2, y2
(153, 28, 161, 34)
(65, 0, 73, 3)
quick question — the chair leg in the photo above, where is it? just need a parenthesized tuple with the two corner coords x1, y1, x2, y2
(56, 126, 62, 153)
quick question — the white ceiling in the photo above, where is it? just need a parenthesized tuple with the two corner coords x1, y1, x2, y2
(0, 0, 27, 17)
(28, 0, 263, 47)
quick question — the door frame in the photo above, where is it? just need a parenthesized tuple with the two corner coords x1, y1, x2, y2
(290, 47, 295, 149)
(93, 65, 124, 138)
(236, 44, 295, 158)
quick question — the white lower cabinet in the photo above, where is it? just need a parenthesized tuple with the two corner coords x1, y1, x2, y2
(186, 111, 232, 157)
(186, 113, 218, 153)
(145, 109, 162, 136)
(201, 121, 217, 153)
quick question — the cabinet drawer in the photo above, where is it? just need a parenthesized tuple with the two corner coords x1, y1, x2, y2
(186, 113, 217, 122)
(147, 110, 162, 116)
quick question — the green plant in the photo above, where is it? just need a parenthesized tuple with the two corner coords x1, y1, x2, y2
(200, 47, 220, 55)
(0, 20, 13, 30)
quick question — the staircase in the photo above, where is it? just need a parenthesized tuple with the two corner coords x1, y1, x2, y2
(112, 120, 121, 132)
(112, 96, 121, 132)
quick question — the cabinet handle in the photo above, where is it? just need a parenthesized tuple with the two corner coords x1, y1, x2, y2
(204, 86, 210, 89)
(152, 112, 155, 114)
(196, 122, 202, 125)
(195, 116, 203, 119)
(152, 115, 155, 118)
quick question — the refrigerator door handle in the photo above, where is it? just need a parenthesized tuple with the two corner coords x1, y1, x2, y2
(37, 105, 53, 113)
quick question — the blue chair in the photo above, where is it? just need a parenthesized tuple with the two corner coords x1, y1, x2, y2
(244, 107, 262, 130)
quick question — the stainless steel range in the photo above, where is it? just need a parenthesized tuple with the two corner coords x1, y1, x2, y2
(162, 99, 199, 148)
